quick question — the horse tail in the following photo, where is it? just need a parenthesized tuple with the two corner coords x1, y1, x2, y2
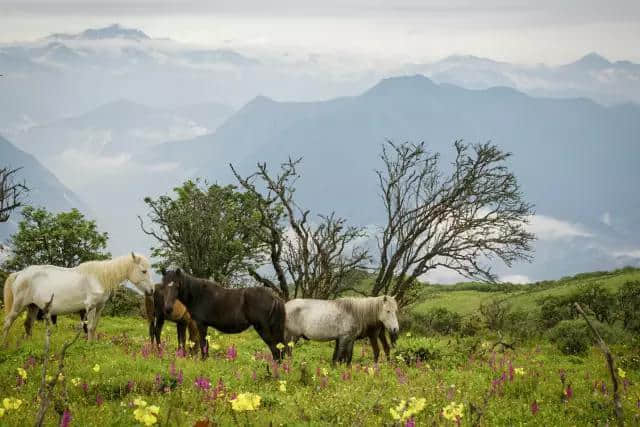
(3, 272, 17, 314)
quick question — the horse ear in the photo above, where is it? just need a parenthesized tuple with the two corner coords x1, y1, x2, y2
(131, 251, 139, 263)
(383, 295, 388, 302)
(176, 268, 182, 276)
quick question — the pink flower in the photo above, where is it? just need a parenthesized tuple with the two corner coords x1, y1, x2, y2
(194, 376, 211, 391)
(126, 380, 135, 392)
(341, 371, 351, 381)
(564, 384, 573, 400)
(530, 400, 539, 415)
(404, 417, 416, 427)
(96, 394, 103, 407)
(60, 409, 72, 427)
(226, 345, 237, 361)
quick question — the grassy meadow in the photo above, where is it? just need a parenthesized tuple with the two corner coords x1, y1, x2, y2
(1, 269, 639, 426)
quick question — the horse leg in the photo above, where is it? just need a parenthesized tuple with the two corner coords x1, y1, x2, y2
(379, 328, 391, 361)
(154, 317, 165, 348)
(344, 338, 355, 366)
(2, 302, 25, 346)
(176, 322, 187, 352)
(196, 323, 208, 360)
(85, 306, 98, 341)
(254, 322, 279, 361)
(368, 329, 381, 363)
(24, 304, 39, 337)
(79, 310, 88, 335)
(333, 337, 346, 366)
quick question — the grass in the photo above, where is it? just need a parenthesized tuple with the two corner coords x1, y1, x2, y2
(0, 310, 639, 426)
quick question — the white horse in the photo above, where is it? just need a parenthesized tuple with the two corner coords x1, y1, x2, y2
(285, 295, 399, 365)
(3, 252, 153, 344)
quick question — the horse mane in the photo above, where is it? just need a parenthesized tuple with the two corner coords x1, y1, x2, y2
(334, 296, 388, 330)
(75, 253, 148, 291)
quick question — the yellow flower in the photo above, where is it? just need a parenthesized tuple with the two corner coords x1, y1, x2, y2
(2, 398, 22, 410)
(134, 398, 148, 408)
(287, 341, 295, 348)
(187, 341, 195, 349)
(514, 368, 525, 376)
(278, 380, 287, 393)
(46, 375, 53, 382)
(395, 355, 405, 363)
(92, 364, 100, 373)
(210, 343, 220, 351)
(71, 377, 81, 387)
(276, 342, 285, 351)
(442, 402, 464, 421)
(16, 368, 27, 380)
(231, 393, 261, 412)
(133, 403, 160, 426)
(406, 332, 412, 337)
(58, 373, 64, 381)
(0, 407, 4, 417)
(618, 368, 626, 379)
(321, 367, 328, 377)
(367, 367, 375, 376)
(389, 397, 426, 421)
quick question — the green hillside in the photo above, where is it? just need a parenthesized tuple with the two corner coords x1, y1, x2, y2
(412, 267, 640, 316)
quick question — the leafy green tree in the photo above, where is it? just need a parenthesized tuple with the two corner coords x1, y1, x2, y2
(616, 280, 640, 332)
(139, 180, 265, 284)
(3, 206, 110, 271)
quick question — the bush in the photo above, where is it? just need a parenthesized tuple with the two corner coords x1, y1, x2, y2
(616, 280, 640, 332)
(459, 314, 482, 337)
(503, 309, 540, 339)
(423, 307, 462, 334)
(573, 283, 615, 324)
(394, 337, 441, 365)
(103, 287, 144, 317)
(479, 299, 511, 331)
(546, 320, 592, 355)
(538, 296, 575, 329)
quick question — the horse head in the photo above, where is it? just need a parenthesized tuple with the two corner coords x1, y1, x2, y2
(161, 268, 182, 316)
(379, 295, 400, 343)
(128, 252, 154, 296)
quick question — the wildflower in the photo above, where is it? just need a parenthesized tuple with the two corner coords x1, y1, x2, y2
(133, 403, 160, 426)
(231, 393, 261, 412)
(3, 397, 23, 410)
(396, 355, 405, 363)
(71, 378, 82, 387)
(0, 408, 4, 418)
(530, 400, 539, 415)
(187, 341, 196, 349)
(92, 364, 100, 373)
(60, 409, 72, 427)
(321, 367, 329, 377)
(194, 376, 211, 391)
(226, 345, 237, 361)
(134, 398, 148, 408)
(514, 368, 525, 376)
(406, 332, 412, 337)
(279, 380, 287, 392)
(390, 397, 426, 421)
(58, 373, 64, 382)
(96, 394, 104, 407)
(564, 384, 573, 400)
(405, 418, 416, 427)
(442, 401, 464, 422)
(46, 375, 53, 383)
(210, 342, 220, 351)
(16, 368, 27, 380)
(367, 367, 375, 376)
(287, 341, 295, 348)
(617, 368, 626, 379)
(276, 342, 285, 351)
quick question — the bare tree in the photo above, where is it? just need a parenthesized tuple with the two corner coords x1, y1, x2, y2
(231, 159, 369, 300)
(372, 140, 534, 305)
(0, 167, 28, 223)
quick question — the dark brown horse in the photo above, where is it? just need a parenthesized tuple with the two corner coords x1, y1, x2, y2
(145, 283, 199, 354)
(161, 268, 287, 360)
(351, 322, 397, 363)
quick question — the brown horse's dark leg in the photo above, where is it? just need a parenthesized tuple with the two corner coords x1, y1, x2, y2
(79, 310, 88, 334)
(176, 322, 187, 351)
(332, 339, 341, 366)
(368, 329, 380, 363)
(154, 317, 164, 347)
(379, 328, 391, 360)
(196, 322, 208, 359)
(254, 322, 280, 361)
(24, 305, 39, 336)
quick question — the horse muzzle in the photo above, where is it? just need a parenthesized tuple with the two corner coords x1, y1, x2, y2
(389, 329, 399, 346)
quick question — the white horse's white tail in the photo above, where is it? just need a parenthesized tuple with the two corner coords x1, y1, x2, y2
(3, 272, 16, 314)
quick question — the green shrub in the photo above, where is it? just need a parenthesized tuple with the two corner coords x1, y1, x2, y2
(546, 320, 592, 355)
(479, 298, 511, 331)
(103, 287, 143, 317)
(459, 313, 482, 337)
(394, 337, 441, 365)
(538, 296, 575, 329)
(503, 309, 541, 339)
(616, 280, 640, 332)
(423, 307, 462, 334)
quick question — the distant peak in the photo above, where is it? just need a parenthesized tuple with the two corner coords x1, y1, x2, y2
(364, 74, 437, 96)
(571, 52, 611, 68)
(48, 24, 150, 41)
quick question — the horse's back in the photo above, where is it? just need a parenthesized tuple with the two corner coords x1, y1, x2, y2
(285, 299, 356, 341)
(15, 265, 92, 314)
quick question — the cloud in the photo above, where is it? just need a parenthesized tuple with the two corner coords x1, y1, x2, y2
(500, 274, 531, 284)
(527, 214, 592, 240)
(601, 211, 611, 226)
(612, 249, 640, 259)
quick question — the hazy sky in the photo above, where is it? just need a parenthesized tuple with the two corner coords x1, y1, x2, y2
(2, 0, 640, 65)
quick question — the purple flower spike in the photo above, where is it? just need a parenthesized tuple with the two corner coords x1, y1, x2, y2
(60, 409, 72, 427)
